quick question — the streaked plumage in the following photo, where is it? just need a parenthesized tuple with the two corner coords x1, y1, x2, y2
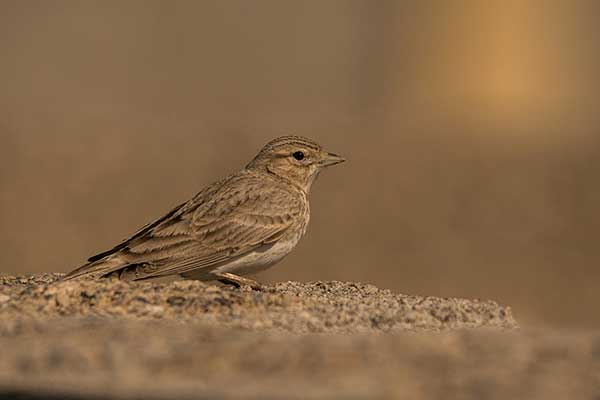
(63, 136, 344, 288)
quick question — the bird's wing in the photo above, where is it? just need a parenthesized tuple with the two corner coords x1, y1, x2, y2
(84, 175, 228, 264)
(131, 173, 306, 278)
(65, 172, 305, 280)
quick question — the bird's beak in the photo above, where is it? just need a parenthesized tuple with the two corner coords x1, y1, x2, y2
(319, 152, 346, 167)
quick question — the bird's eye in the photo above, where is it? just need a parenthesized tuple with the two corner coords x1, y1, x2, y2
(292, 151, 305, 161)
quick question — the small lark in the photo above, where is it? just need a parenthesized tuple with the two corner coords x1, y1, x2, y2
(64, 136, 345, 289)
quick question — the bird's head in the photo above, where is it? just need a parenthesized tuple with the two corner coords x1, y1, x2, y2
(246, 136, 345, 193)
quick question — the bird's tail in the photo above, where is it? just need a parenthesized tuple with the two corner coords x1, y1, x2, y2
(62, 256, 125, 281)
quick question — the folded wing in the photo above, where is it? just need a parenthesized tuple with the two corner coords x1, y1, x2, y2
(63, 172, 304, 280)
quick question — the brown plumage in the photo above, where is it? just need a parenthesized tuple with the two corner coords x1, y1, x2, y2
(63, 136, 345, 288)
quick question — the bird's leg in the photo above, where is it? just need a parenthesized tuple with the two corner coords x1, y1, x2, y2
(215, 272, 263, 291)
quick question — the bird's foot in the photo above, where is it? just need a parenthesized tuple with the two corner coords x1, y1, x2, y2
(215, 272, 263, 291)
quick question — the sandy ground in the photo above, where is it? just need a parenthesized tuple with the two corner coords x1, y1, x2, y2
(0, 274, 596, 399)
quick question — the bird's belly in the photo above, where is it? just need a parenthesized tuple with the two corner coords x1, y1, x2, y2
(211, 236, 299, 276)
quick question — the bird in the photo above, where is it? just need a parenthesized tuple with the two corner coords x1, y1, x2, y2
(63, 136, 345, 289)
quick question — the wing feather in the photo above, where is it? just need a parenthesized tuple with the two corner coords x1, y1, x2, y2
(65, 171, 306, 281)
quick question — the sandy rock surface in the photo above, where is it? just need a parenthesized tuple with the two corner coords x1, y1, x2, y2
(1, 274, 595, 399)
(0, 273, 516, 333)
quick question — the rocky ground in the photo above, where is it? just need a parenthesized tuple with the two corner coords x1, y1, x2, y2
(0, 274, 597, 399)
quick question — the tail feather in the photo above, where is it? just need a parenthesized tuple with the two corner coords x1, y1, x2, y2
(62, 256, 126, 281)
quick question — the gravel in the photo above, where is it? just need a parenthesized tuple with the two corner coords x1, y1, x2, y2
(0, 273, 517, 334)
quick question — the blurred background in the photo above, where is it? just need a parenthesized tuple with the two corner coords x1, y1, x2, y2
(1, 0, 599, 328)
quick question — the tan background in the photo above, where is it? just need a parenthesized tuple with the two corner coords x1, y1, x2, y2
(1, 1, 599, 328)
